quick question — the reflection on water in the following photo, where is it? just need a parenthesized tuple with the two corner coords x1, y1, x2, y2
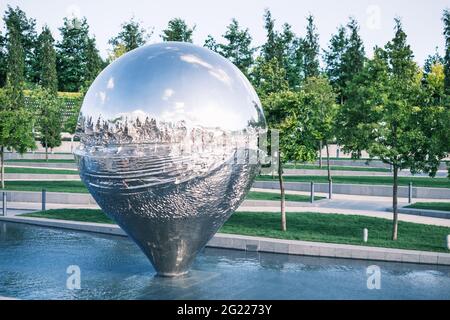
(0, 221, 449, 300)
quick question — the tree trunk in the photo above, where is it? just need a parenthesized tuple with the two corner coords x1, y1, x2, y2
(319, 140, 323, 168)
(71, 135, 74, 153)
(326, 142, 332, 199)
(278, 159, 286, 231)
(45, 144, 48, 162)
(0, 146, 4, 189)
(392, 164, 399, 240)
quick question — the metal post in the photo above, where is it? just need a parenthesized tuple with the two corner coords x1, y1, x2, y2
(2, 192, 6, 216)
(408, 182, 413, 204)
(42, 189, 46, 211)
(310, 181, 315, 203)
(329, 179, 333, 199)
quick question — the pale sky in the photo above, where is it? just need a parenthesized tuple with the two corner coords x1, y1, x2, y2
(0, 0, 448, 66)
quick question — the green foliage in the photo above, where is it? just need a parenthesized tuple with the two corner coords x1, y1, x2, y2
(263, 90, 316, 164)
(6, 25, 25, 108)
(56, 17, 103, 92)
(260, 9, 303, 88)
(108, 17, 150, 60)
(301, 15, 320, 78)
(424, 47, 444, 74)
(32, 87, 63, 152)
(3, 5, 38, 83)
(36, 26, 57, 93)
(301, 76, 338, 143)
(443, 9, 450, 95)
(324, 18, 365, 104)
(0, 30, 6, 87)
(323, 26, 347, 97)
(250, 57, 288, 98)
(161, 18, 195, 42)
(64, 112, 79, 134)
(203, 35, 219, 52)
(84, 37, 104, 85)
(218, 19, 255, 76)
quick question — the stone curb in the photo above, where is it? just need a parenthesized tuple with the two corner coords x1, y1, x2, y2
(254, 181, 450, 200)
(1, 215, 449, 266)
(394, 207, 450, 219)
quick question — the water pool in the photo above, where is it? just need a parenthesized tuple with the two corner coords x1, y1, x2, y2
(0, 221, 449, 300)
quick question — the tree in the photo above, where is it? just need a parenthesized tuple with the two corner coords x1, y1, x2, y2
(338, 20, 447, 241)
(56, 17, 91, 92)
(218, 19, 255, 76)
(425, 62, 445, 101)
(324, 18, 365, 104)
(250, 57, 289, 98)
(161, 18, 195, 42)
(6, 25, 25, 109)
(33, 87, 63, 161)
(263, 90, 317, 231)
(341, 18, 365, 100)
(108, 17, 150, 59)
(302, 15, 320, 78)
(84, 37, 104, 85)
(260, 9, 301, 88)
(443, 9, 450, 95)
(261, 9, 278, 62)
(302, 76, 338, 184)
(424, 47, 443, 75)
(203, 35, 219, 52)
(36, 26, 58, 93)
(0, 25, 35, 188)
(324, 26, 347, 102)
(0, 30, 6, 87)
(3, 5, 38, 83)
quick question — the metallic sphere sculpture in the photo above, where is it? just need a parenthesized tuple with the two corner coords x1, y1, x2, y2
(74, 42, 266, 277)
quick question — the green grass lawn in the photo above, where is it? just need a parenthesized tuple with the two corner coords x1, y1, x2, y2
(5, 159, 75, 163)
(257, 175, 450, 188)
(284, 164, 390, 172)
(246, 191, 324, 202)
(405, 202, 450, 212)
(1, 180, 88, 193)
(5, 167, 78, 175)
(20, 209, 450, 253)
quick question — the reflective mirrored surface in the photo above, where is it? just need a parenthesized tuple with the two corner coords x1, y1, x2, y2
(74, 42, 266, 276)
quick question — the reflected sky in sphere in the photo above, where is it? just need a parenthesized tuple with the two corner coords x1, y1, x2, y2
(80, 42, 264, 134)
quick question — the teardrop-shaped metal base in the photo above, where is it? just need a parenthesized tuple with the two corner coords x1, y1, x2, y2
(77, 153, 259, 276)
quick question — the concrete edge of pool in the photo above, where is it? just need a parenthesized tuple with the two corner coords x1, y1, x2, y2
(1, 215, 450, 267)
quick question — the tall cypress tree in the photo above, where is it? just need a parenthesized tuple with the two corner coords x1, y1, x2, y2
(0, 30, 6, 87)
(36, 26, 57, 93)
(260, 9, 301, 88)
(3, 5, 38, 83)
(85, 37, 104, 85)
(219, 19, 255, 76)
(6, 25, 25, 108)
(56, 17, 91, 92)
(302, 15, 320, 78)
(443, 9, 450, 95)
(261, 9, 278, 61)
(341, 18, 365, 95)
(324, 26, 347, 101)
(1, 25, 35, 188)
